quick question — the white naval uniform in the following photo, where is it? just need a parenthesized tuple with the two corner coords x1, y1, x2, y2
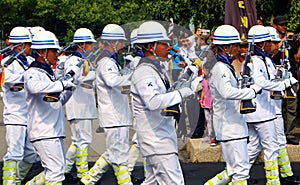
(96, 50, 132, 166)
(209, 58, 257, 182)
(131, 57, 184, 185)
(63, 54, 96, 149)
(2, 55, 37, 163)
(244, 55, 286, 162)
(24, 61, 72, 183)
(268, 62, 287, 148)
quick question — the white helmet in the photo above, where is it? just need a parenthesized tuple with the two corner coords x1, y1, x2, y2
(213, 25, 241, 45)
(247, 25, 271, 43)
(130, 28, 138, 44)
(136, 21, 170, 43)
(31, 31, 60, 49)
(30, 26, 46, 37)
(9, 26, 32, 43)
(265, 26, 281, 42)
(73, 28, 96, 43)
(101, 24, 126, 40)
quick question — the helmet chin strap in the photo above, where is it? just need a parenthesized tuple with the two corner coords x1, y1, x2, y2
(261, 42, 266, 52)
(34, 50, 51, 65)
(78, 43, 87, 54)
(21, 43, 27, 56)
(138, 42, 161, 61)
(153, 42, 160, 60)
(217, 44, 233, 60)
(103, 40, 119, 53)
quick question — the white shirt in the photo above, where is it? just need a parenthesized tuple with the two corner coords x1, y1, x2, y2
(63, 55, 97, 120)
(24, 61, 72, 141)
(131, 57, 183, 156)
(96, 52, 132, 127)
(2, 55, 30, 126)
(209, 60, 256, 141)
(244, 55, 285, 123)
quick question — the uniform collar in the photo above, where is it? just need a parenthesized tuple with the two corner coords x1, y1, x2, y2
(139, 57, 163, 73)
(13, 50, 28, 67)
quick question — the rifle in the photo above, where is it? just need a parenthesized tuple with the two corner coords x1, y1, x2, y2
(58, 42, 76, 56)
(0, 49, 26, 91)
(239, 35, 256, 114)
(2, 48, 26, 68)
(0, 45, 19, 55)
(161, 51, 203, 117)
(271, 38, 295, 99)
(43, 51, 95, 102)
(198, 42, 212, 60)
(281, 39, 296, 99)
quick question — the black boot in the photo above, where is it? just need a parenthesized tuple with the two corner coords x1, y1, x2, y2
(248, 177, 258, 185)
(280, 175, 300, 185)
(77, 180, 85, 185)
(63, 173, 79, 184)
(131, 175, 145, 184)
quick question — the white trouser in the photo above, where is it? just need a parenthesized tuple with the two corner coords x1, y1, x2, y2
(142, 153, 184, 185)
(220, 138, 250, 182)
(274, 115, 287, 148)
(32, 138, 66, 183)
(248, 120, 280, 161)
(70, 119, 92, 149)
(204, 108, 215, 139)
(131, 133, 139, 147)
(102, 126, 130, 165)
(3, 125, 38, 163)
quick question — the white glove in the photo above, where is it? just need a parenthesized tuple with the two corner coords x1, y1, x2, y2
(290, 76, 298, 85)
(170, 80, 190, 92)
(61, 77, 76, 90)
(250, 84, 262, 94)
(283, 78, 292, 88)
(177, 87, 194, 99)
(66, 65, 81, 81)
(188, 65, 199, 75)
(191, 76, 203, 92)
(67, 64, 81, 74)
(124, 55, 134, 62)
(120, 68, 132, 75)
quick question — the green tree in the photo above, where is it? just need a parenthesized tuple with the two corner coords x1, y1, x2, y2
(0, 0, 299, 45)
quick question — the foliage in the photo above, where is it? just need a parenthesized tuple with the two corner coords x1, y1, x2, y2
(0, 0, 299, 44)
(287, 0, 300, 33)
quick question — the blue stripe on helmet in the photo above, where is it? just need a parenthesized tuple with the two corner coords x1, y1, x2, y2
(137, 32, 165, 40)
(101, 32, 125, 39)
(213, 35, 240, 41)
(9, 35, 31, 41)
(32, 40, 57, 45)
(248, 33, 270, 40)
(73, 36, 94, 41)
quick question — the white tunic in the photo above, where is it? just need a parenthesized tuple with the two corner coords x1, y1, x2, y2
(63, 55, 97, 120)
(209, 61, 256, 141)
(244, 56, 285, 123)
(96, 52, 132, 127)
(131, 57, 183, 157)
(24, 62, 72, 142)
(1, 56, 29, 126)
(267, 59, 283, 115)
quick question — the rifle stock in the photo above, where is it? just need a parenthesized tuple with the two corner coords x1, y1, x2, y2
(240, 36, 256, 114)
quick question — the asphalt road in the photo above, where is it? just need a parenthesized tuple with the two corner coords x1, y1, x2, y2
(1, 161, 299, 185)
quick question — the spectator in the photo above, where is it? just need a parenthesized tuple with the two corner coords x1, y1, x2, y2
(273, 15, 300, 145)
(200, 67, 216, 146)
